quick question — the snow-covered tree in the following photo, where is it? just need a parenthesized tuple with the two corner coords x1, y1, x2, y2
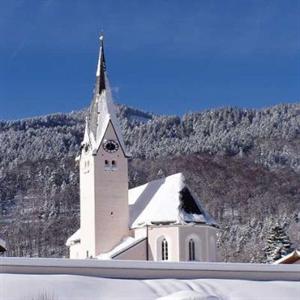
(265, 225, 294, 263)
(0, 103, 300, 260)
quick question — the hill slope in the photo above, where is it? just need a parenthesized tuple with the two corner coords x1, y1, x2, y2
(0, 103, 299, 261)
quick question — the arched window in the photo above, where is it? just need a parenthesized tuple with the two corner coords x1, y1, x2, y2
(162, 239, 168, 261)
(189, 239, 195, 261)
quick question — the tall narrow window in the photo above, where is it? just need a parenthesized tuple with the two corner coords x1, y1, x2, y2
(189, 239, 195, 261)
(112, 160, 117, 170)
(162, 239, 168, 261)
(104, 160, 110, 170)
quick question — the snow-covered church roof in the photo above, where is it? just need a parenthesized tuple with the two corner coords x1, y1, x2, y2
(66, 229, 80, 247)
(129, 173, 217, 228)
(67, 173, 216, 248)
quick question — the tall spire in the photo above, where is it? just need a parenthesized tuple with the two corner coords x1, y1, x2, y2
(96, 34, 106, 95)
(88, 33, 107, 140)
(86, 34, 130, 157)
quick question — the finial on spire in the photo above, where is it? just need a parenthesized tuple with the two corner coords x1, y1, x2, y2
(95, 31, 106, 91)
(99, 30, 104, 43)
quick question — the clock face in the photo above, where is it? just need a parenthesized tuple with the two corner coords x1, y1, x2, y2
(103, 140, 119, 153)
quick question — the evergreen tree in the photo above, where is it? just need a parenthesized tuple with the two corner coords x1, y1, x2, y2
(265, 225, 293, 263)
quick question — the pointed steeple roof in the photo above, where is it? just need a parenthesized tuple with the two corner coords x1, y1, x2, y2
(96, 35, 106, 95)
(86, 35, 130, 157)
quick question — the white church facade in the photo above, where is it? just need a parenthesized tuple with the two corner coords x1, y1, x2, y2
(66, 36, 218, 262)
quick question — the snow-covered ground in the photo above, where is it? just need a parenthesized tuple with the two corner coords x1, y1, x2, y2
(1, 274, 300, 300)
(1, 258, 299, 299)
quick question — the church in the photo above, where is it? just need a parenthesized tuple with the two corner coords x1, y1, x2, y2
(66, 36, 218, 262)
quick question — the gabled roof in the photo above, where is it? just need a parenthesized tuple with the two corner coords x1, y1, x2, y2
(84, 35, 130, 157)
(129, 173, 217, 228)
(273, 250, 300, 264)
(66, 173, 217, 247)
(98, 235, 147, 260)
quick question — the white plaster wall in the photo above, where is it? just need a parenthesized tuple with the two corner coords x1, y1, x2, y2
(94, 122, 129, 255)
(79, 148, 95, 258)
(133, 227, 147, 239)
(178, 225, 217, 262)
(148, 226, 179, 261)
(69, 243, 82, 259)
(208, 227, 217, 261)
(146, 225, 217, 262)
(78, 122, 129, 258)
(113, 239, 147, 260)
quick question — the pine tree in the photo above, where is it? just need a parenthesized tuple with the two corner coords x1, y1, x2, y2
(265, 225, 293, 263)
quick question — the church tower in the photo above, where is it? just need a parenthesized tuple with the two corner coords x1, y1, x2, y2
(79, 35, 130, 258)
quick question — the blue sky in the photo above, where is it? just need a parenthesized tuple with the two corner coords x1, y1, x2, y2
(0, 0, 299, 120)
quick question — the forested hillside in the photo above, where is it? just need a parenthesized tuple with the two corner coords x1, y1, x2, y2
(0, 103, 299, 262)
